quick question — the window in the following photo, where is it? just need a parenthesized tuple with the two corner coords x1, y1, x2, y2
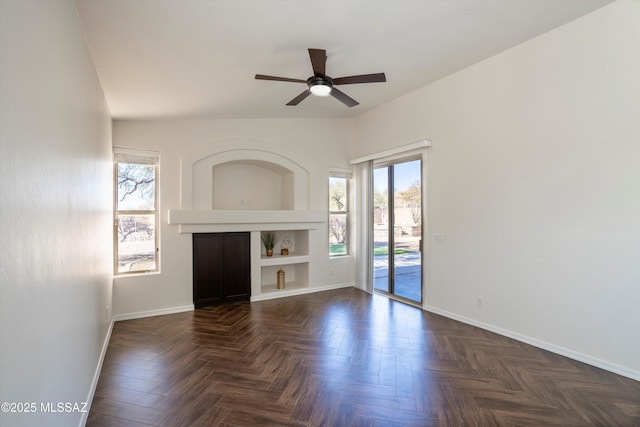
(114, 148, 159, 274)
(329, 173, 350, 256)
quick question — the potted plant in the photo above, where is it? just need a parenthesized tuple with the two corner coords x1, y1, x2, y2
(261, 231, 276, 257)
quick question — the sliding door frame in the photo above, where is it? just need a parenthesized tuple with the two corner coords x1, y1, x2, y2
(372, 153, 424, 305)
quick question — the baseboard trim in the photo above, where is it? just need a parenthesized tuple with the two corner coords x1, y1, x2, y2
(423, 305, 640, 382)
(250, 283, 354, 302)
(112, 305, 194, 322)
(79, 319, 113, 427)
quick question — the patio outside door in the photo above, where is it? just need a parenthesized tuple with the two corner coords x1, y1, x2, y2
(372, 158, 422, 303)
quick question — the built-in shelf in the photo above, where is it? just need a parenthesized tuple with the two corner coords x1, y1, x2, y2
(250, 229, 312, 301)
(260, 281, 308, 294)
(259, 253, 309, 267)
(260, 263, 308, 290)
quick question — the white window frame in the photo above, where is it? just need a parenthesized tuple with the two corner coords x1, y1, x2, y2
(329, 169, 352, 257)
(113, 148, 160, 275)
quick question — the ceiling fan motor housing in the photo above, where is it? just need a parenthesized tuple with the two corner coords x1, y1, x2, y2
(307, 76, 333, 96)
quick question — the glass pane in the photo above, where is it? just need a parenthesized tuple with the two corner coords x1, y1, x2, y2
(393, 160, 422, 302)
(329, 213, 347, 256)
(117, 214, 156, 273)
(373, 166, 389, 292)
(117, 163, 156, 211)
(329, 177, 347, 212)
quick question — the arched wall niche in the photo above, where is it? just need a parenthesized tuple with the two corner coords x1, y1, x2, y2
(180, 141, 310, 211)
(210, 160, 293, 210)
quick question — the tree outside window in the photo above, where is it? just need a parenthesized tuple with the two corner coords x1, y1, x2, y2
(114, 150, 159, 274)
(329, 175, 349, 256)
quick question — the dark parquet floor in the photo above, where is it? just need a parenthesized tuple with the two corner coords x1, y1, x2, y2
(87, 288, 640, 426)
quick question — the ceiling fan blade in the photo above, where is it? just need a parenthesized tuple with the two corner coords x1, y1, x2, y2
(330, 87, 359, 107)
(255, 74, 306, 83)
(308, 48, 326, 77)
(286, 89, 312, 106)
(333, 73, 387, 85)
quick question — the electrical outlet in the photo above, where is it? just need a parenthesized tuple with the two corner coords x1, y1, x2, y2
(477, 297, 483, 308)
(433, 233, 445, 243)
(106, 306, 110, 321)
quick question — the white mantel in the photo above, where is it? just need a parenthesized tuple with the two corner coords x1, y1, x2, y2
(167, 209, 325, 233)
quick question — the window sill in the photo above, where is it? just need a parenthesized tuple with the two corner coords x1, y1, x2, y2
(114, 271, 161, 279)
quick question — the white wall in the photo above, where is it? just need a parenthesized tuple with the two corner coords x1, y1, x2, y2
(112, 118, 355, 316)
(212, 162, 287, 210)
(0, 2, 113, 426)
(353, 0, 640, 378)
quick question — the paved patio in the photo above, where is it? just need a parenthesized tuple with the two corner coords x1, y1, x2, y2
(374, 251, 422, 302)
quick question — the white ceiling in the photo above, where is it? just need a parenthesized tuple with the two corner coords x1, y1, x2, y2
(75, 0, 612, 120)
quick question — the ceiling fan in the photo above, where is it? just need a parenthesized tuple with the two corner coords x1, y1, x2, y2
(255, 48, 386, 107)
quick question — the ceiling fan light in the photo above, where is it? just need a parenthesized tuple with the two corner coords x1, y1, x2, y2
(309, 83, 332, 97)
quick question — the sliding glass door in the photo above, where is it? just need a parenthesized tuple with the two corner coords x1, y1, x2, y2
(373, 158, 422, 303)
